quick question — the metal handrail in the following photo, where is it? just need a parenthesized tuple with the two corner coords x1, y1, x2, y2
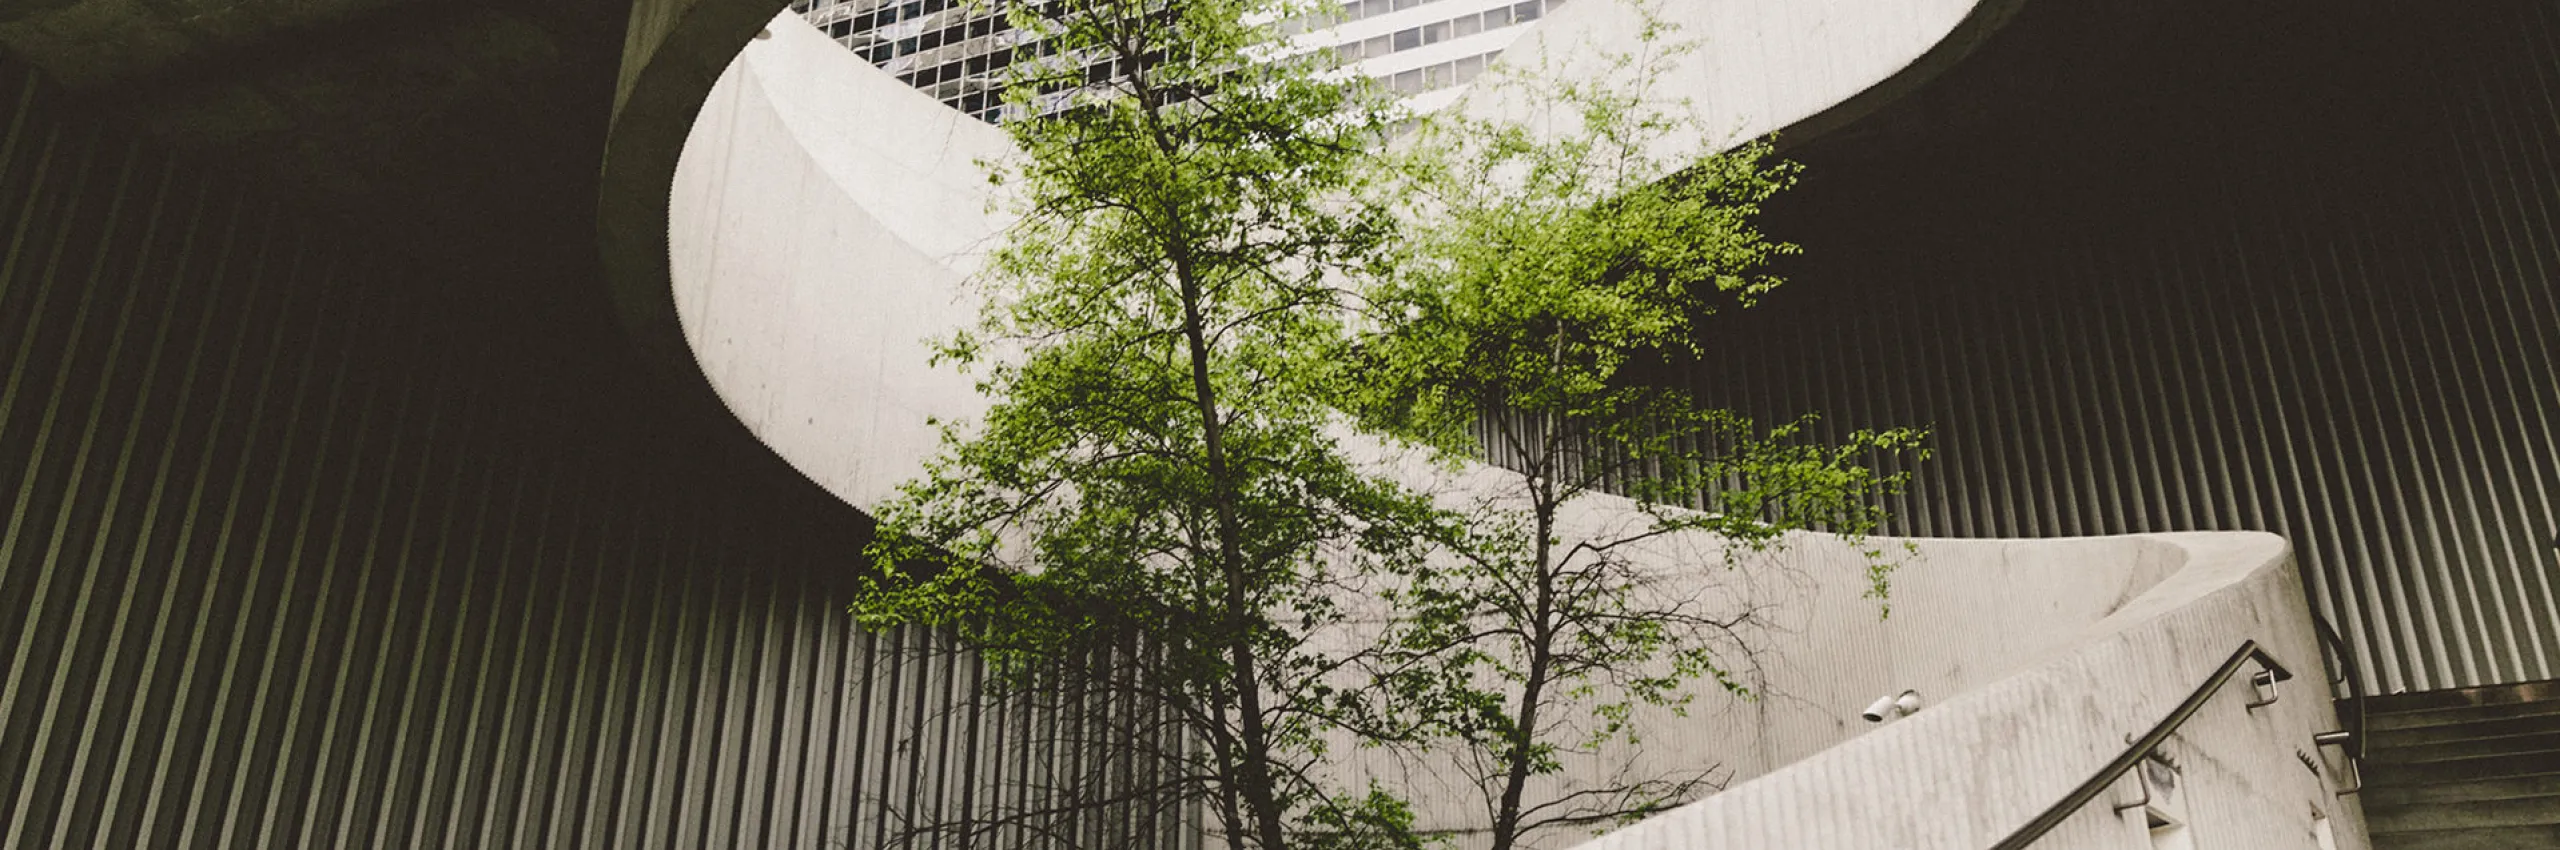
(1989, 640, 2294, 850)
(2313, 613, 2365, 760)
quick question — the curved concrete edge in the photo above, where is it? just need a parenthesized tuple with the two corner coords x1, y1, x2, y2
(1483, 0, 2020, 153)
(1763, 0, 2028, 149)
(1575, 531, 2371, 850)
(603, 0, 2036, 449)
(667, 13, 1012, 510)
(646, 0, 2029, 515)
(600, 0, 792, 375)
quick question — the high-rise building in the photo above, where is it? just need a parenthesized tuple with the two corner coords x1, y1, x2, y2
(789, 0, 1568, 121)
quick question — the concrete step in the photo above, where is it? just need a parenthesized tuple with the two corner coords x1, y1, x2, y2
(2368, 772, 2560, 807)
(2371, 731, 2560, 763)
(2367, 793, 2560, 833)
(2368, 823, 2560, 850)
(2368, 699, 2560, 733)
(2365, 679, 2560, 714)
(2366, 749, 2560, 785)
(2371, 711, 2560, 747)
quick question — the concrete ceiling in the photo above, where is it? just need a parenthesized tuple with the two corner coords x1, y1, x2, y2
(0, 0, 638, 334)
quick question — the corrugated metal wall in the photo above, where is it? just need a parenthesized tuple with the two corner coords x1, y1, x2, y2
(1662, 1, 2560, 695)
(0, 58, 1175, 849)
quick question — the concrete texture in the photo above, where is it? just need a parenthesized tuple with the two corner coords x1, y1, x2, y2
(667, 13, 1007, 510)
(1568, 532, 2368, 849)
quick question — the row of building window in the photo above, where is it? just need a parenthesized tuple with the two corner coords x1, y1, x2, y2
(1331, 0, 1556, 63)
(1380, 48, 1500, 94)
(795, 0, 1532, 123)
(794, 0, 976, 35)
(873, 0, 1540, 105)
(803, 0, 1548, 73)
(1281, 0, 1517, 35)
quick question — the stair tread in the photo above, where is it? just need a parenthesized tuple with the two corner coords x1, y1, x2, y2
(2370, 712, 2560, 746)
(2370, 791, 2560, 810)
(2368, 773, 2560, 807)
(2368, 822, 2560, 850)
(2366, 750, 2560, 785)
(2366, 699, 2560, 732)
(2364, 679, 2560, 714)
(2367, 792, 2560, 832)
(2371, 731, 2560, 763)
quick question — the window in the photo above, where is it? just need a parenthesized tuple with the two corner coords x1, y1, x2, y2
(1454, 54, 1485, 82)
(1452, 14, 1482, 37)
(1422, 21, 1449, 44)
(1393, 27, 1420, 50)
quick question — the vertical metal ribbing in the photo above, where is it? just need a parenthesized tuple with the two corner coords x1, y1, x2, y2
(736, 568, 787, 850)
(599, 503, 679, 849)
(2491, 11, 2560, 678)
(554, 463, 642, 849)
(0, 75, 1225, 845)
(325, 318, 471, 850)
(259, 291, 429, 850)
(397, 402, 505, 850)
(160, 225, 329, 849)
(74, 170, 232, 850)
(2446, 20, 2560, 684)
(1634, 3, 2560, 695)
(643, 507, 713, 850)
(836, 619, 879, 849)
(3, 142, 169, 850)
(792, 590, 839, 850)
(0, 128, 110, 729)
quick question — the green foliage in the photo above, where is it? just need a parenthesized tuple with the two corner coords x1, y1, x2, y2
(1340, 5, 1929, 847)
(855, 1, 1929, 847)
(853, 1, 1444, 847)
(1295, 785, 1436, 850)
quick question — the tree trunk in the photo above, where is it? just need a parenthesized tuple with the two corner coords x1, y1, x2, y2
(1171, 245, 1293, 850)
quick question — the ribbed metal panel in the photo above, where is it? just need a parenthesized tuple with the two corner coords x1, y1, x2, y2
(0, 58, 1170, 849)
(1653, 1, 2560, 695)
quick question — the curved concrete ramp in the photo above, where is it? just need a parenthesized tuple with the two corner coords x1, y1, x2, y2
(607, 1, 2369, 847)
(629, 0, 2020, 508)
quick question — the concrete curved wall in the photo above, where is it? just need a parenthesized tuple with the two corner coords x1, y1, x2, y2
(1577, 532, 2368, 849)
(656, 0, 2017, 517)
(655, 10, 2365, 849)
(668, 15, 1008, 509)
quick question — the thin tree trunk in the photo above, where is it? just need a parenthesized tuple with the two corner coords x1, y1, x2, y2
(1172, 246, 1293, 850)
(1490, 484, 1558, 850)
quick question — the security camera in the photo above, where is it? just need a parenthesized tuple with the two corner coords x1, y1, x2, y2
(1861, 690, 1923, 723)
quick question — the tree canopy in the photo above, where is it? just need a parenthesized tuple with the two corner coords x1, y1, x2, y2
(854, 2, 1926, 848)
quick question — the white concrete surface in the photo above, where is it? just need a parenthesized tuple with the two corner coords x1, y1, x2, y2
(667, 7, 2367, 849)
(1551, 532, 2370, 850)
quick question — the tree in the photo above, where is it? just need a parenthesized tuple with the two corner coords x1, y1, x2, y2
(1339, 7, 1929, 848)
(850, 0, 1444, 847)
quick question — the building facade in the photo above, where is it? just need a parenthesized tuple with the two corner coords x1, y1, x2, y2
(789, 0, 1566, 120)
